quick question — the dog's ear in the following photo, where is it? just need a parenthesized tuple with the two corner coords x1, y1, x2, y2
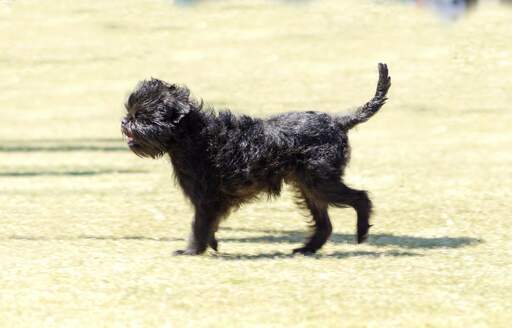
(164, 84, 193, 125)
(170, 104, 191, 125)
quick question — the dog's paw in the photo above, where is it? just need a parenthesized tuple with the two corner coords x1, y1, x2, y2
(357, 234, 368, 244)
(173, 249, 203, 256)
(208, 237, 218, 252)
(292, 247, 317, 256)
(357, 224, 372, 244)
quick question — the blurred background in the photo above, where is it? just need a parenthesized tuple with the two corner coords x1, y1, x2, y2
(1, 0, 511, 326)
(1, 0, 511, 140)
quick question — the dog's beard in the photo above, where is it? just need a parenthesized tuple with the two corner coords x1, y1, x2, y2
(127, 138, 164, 159)
(122, 124, 167, 159)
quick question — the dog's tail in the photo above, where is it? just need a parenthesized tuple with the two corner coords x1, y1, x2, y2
(337, 63, 391, 130)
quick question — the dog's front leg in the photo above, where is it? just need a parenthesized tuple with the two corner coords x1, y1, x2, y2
(174, 207, 219, 255)
(208, 218, 221, 252)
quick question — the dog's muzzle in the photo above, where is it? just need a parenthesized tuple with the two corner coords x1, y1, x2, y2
(121, 120, 138, 147)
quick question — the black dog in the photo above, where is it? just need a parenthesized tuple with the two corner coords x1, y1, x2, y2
(121, 63, 391, 255)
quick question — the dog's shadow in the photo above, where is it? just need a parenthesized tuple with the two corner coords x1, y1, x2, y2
(211, 250, 421, 260)
(219, 227, 480, 249)
(210, 227, 482, 260)
(6, 227, 482, 260)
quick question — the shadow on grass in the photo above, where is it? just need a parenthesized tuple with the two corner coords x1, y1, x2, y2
(6, 230, 482, 250)
(5, 228, 482, 261)
(7, 235, 182, 242)
(0, 138, 128, 152)
(6, 234, 419, 259)
(0, 169, 146, 177)
(80, 235, 182, 242)
(219, 227, 482, 250)
(211, 250, 420, 260)
(0, 145, 128, 152)
(1, 138, 123, 143)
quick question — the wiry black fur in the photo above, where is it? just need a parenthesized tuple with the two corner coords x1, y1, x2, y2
(121, 63, 391, 255)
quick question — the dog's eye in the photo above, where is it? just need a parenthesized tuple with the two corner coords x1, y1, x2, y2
(127, 109, 138, 120)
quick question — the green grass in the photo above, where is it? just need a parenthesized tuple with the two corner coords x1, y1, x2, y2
(1, 0, 512, 327)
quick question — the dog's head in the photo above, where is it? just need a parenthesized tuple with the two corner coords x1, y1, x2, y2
(121, 79, 195, 158)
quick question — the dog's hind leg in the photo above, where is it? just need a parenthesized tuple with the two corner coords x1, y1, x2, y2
(314, 181, 373, 244)
(293, 188, 333, 255)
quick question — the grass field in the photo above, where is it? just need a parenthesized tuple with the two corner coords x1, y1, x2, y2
(1, 0, 512, 327)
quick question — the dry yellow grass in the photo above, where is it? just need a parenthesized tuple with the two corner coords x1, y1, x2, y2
(1, 0, 511, 327)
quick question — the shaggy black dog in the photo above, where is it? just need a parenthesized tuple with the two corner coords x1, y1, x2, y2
(121, 63, 391, 255)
